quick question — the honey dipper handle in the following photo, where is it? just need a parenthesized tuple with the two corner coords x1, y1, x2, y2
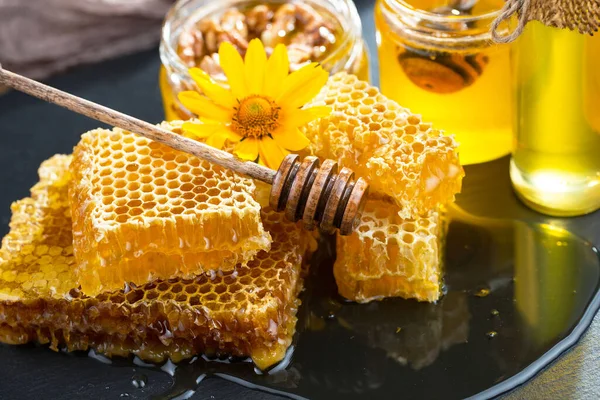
(0, 67, 276, 184)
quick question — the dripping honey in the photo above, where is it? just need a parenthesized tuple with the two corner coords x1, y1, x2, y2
(375, 0, 511, 165)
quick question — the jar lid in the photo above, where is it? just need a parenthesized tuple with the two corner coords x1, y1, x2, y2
(491, 0, 600, 43)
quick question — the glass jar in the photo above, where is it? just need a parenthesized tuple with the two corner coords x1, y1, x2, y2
(510, 22, 600, 217)
(159, 0, 370, 121)
(375, 0, 511, 165)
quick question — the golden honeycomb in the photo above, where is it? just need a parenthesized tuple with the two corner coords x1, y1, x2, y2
(334, 199, 443, 302)
(70, 121, 271, 295)
(0, 155, 76, 300)
(303, 72, 464, 219)
(0, 156, 314, 370)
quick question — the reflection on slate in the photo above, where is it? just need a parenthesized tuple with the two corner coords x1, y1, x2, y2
(256, 237, 469, 395)
(515, 222, 581, 348)
(141, 206, 600, 400)
(331, 292, 469, 371)
(0, 193, 598, 399)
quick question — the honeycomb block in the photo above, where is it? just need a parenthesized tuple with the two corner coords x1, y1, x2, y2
(0, 156, 314, 370)
(69, 121, 271, 295)
(303, 72, 464, 219)
(334, 199, 443, 302)
(0, 155, 77, 300)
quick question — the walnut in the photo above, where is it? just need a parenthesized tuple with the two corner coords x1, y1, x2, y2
(221, 8, 248, 38)
(287, 43, 312, 66)
(200, 54, 226, 82)
(198, 17, 222, 54)
(262, 4, 297, 47)
(177, 28, 204, 67)
(198, 9, 249, 55)
(294, 3, 329, 29)
(220, 8, 249, 52)
(292, 3, 337, 49)
(246, 5, 274, 37)
(175, 2, 340, 77)
(217, 30, 249, 56)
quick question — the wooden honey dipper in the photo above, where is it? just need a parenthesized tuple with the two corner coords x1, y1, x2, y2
(0, 67, 369, 235)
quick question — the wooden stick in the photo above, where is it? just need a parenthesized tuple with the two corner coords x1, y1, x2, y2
(0, 66, 370, 235)
(0, 67, 276, 184)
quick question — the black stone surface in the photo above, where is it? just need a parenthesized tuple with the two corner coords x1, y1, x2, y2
(1, 0, 599, 399)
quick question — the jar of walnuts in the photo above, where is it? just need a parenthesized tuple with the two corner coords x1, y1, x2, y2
(159, 0, 370, 120)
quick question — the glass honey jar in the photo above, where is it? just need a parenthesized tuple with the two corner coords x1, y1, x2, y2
(510, 22, 600, 217)
(375, 0, 511, 165)
(159, 0, 370, 121)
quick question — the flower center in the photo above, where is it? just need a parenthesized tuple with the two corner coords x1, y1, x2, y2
(232, 95, 280, 139)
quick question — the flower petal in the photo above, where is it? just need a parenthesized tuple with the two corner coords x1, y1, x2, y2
(219, 127, 243, 143)
(211, 124, 243, 142)
(198, 116, 220, 124)
(189, 68, 236, 109)
(234, 138, 259, 161)
(277, 63, 329, 109)
(283, 106, 332, 128)
(264, 44, 290, 98)
(219, 42, 248, 99)
(182, 121, 221, 138)
(245, 39, 267, 94)
(206, 132, 228, 149)
(178, 91, 232, 122)
(259, 136, 289, 169)
(272, 128, 311, 151)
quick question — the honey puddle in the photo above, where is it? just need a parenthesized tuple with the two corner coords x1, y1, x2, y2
(82, 208, 599, 399)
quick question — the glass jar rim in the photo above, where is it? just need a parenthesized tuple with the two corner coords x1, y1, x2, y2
(387, 0, 502, 25)
(160, 0, 364, 79)
(379, 0, 508, 50)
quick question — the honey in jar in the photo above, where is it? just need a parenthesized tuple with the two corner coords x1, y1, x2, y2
(510, 22, 600, 216)
(160, 0, 370, 121)
(375, 0, 511, 165)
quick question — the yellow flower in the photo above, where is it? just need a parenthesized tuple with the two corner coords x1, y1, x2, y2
(178, 39, 331, 169)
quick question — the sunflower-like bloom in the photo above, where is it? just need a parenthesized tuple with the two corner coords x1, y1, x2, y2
(178, 39, 331, 169)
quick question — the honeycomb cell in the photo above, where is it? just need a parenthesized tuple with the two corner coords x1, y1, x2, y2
(334, 199, 443, 303)
(0, 157, 315, 370)
(302, 72, 464, 219)
(69, 121, 272, 295)
(0, 156, 77, 300)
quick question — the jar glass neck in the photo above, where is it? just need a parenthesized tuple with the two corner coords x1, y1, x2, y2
(160, 0, 364, 80)
(380, 0, 504, 50)
(319, 0, 364, 74)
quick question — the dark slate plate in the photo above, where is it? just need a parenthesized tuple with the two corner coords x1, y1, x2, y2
(1, 1, 600, 397)
(0, 181, 598, 400)
(117, 200, 598, 400)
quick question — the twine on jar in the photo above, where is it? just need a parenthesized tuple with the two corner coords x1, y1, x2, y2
(490, 0, 531, 43)
(491, 0, 600, 43)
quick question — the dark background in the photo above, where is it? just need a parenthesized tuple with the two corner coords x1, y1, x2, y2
(0, 0, 378, 238)
(0, 1, 373, 399)
(1, 0, 599, 399)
